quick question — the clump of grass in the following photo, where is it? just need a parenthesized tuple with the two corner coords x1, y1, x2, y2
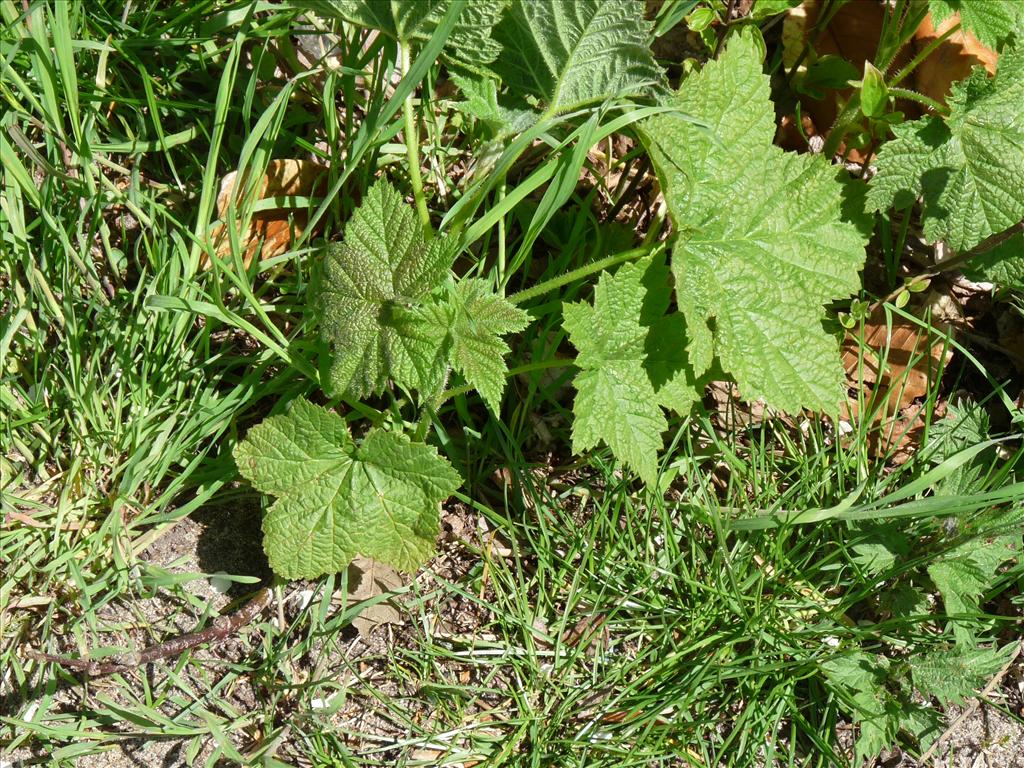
(2, 2, 1022, 767)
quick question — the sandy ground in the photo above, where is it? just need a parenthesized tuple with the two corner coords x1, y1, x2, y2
(3, 504, 1022, 768)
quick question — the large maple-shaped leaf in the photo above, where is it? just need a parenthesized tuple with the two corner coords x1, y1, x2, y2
(489, 0, 662, 116)
(640, 29, 866, 414)
(868, 43, 1024, 251)
(928, 0, 1024, 50)
(235, 399, 461, 578)
(320, 180, 457, 399)
(563, 255, 696, 483)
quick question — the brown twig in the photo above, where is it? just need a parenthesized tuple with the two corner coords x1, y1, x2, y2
(24, 588, 273, 676)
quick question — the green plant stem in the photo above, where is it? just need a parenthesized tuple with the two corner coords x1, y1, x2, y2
(439, 358, 572, 404)
(889, 22, 962, 88)
(887, 87, 949, 115)
(400, 40, 431, 234)
(507, 244, 660, 306)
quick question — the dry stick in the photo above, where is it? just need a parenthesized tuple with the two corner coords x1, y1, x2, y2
(24, 588, 273, 677)
(917, 639, 1024, 764)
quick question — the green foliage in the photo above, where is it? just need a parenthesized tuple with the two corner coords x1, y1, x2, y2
(234, 399, 461, 577)
(320, 180, 459, 401)
(488, 0, 663, 115)
(925, 398, 994, 495)
(927, 534, 1018, 643)
(868, 42, 1024, 252)
(446, 279, 530, 413)
(928, 0, 1024, 50)
(963, 232, 1024, 290)
(910, 643, 1016, 705)
(563, 255, 697, 484)
(641, 29, 867, 414)
(313, 0, 508, 65)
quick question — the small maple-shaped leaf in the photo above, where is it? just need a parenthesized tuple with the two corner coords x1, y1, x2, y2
(868, 42, 1024, 251)
(563, 254, 699, 481)
(234, 399, 461, 578)
(447, 279, 529, 413)
(320, 180, 458, 400)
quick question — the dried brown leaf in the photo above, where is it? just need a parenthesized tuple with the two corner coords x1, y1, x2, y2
(841, 299, 955, 458)
(343, 555, 406, 637)
(206, 159, 326, 269)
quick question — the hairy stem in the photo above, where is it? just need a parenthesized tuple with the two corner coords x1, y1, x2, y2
(887, 87, 950, 115)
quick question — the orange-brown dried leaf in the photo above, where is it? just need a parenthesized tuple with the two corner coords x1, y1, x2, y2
(207, 159, 326, 269)
(913, 14, 998, 105)
(841, 303, 955, 458)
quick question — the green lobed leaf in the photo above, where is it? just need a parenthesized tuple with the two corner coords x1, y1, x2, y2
(447, 279, 529, 413)
(563, 254, 696, 484)
(320, 180, 458, 400)
(821, 653, 895, 762)
(927, 534, 1018, 644)
(640, 29, 866, 414)
(489, 0, 663, 116)
(911, 643, 1016, 705)
(924, 397, 993, 496)
(868, 42, 1024, 251)
(963, 231, 1024, 290)
(234, 399, 461, 578)
(928, 0, 1024, 50)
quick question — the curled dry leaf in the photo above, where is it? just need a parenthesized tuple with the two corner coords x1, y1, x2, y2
(206, 159, 326, 269)
(841, 297, 956, 460)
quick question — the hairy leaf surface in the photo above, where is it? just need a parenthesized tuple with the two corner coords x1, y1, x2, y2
(313, 0, 508, 66)
(447, 279, 529, 413)
(320, 181, 457, 399)
(235, 399, 461, 577)
(868, 43, 1024, 251)
(928, 535, 1018, 643)
(489, 0, 662, 115)
(963, 232, 1024, 290)
(641, 29, 866, 413)
(911, 644, 1016, 705)
(563, 255, 695, 483)
(928, 0, 1024, 49)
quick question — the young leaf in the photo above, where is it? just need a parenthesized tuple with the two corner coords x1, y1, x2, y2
(927, 534, 1018, 643)
(821, 653, 895, 763)
(928, 0, 1024, 50)
(640, 29, 867, 414)
(320, 180, 457, 400)
(911, 643, 1016, 705)
(489, 0, 663, 115)
(860, 61, 888, 118)
(868, 43, 1024, 251)
(563, 256, 668, 484)
(447, 279, 529, 413)
(234, 399, 461, 578)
